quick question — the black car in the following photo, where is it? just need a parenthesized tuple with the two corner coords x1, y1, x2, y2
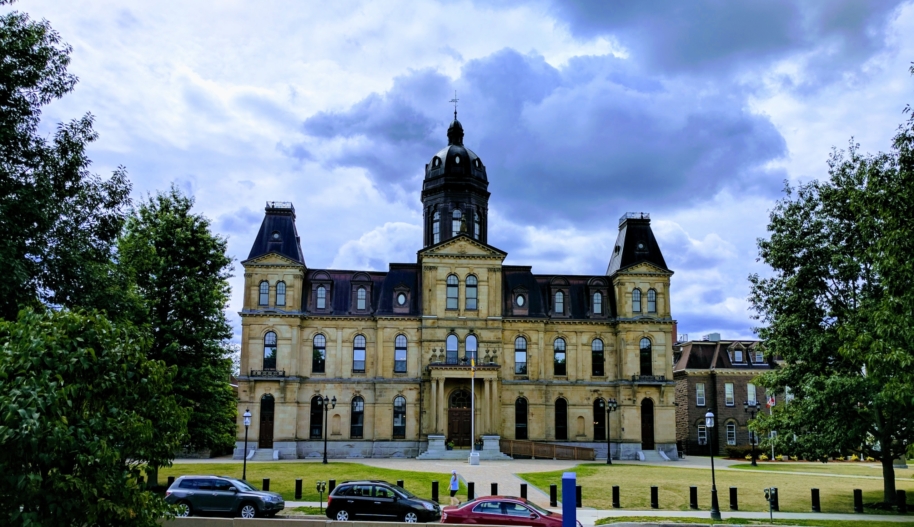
(165, 475, 285, 518)
(327, 480, 441, 523)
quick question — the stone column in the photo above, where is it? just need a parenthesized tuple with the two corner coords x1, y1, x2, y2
(492, 378, 500, 434)
(484, 378, 491, 433)
(438, 377, 446, 434)
(430, 376, 438, 435)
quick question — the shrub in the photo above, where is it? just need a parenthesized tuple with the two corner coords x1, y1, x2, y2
(724, 446, 753, 459)
(759, 454, 769, 461)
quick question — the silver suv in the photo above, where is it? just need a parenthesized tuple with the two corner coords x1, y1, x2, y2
(165, 475, 284, 518)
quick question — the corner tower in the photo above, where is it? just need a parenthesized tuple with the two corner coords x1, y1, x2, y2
(422, 119, 490, 247)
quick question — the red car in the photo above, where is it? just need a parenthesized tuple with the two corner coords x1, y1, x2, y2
(441, 496, 581, 527)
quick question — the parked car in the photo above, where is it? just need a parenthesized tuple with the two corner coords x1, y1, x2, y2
(326, 480, 441, 523)
(441, 496, 581, 527)
(165, 475, 284, 518)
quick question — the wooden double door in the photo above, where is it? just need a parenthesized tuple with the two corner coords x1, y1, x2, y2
(448, 389, 472, 447)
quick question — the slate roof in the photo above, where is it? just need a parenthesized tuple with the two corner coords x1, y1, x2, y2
(246, 202, 306, 264)
(301, 264, 421, 316)
(673, 340, 775, 371)
(606, 213, 669, 275)
(502, 266, 618, 319)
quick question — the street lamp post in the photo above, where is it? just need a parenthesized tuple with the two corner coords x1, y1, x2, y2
(706, 410, 721, 521)
(605, 398, 618, 465)
(744, 400, 760, 467)
(242, 409, 251, 480)
(322, 395, 337, 465)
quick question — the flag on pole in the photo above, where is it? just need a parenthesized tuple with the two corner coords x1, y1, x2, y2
(471, 358, 475, 378)
(767, 395, 776, 408)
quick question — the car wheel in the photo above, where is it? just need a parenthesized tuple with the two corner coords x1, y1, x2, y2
(335, 509, 350, 521)
(403, 511, 419, 523)
(238, 502, 258, 519)
(175, 501, 192, 517)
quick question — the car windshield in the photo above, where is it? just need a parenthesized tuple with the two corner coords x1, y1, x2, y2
(391, 484, 417, 499)
(232, 479, 257, 492)
(525, 500, 552, 516)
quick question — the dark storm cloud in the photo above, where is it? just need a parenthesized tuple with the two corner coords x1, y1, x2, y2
(295, 49, 787, 225)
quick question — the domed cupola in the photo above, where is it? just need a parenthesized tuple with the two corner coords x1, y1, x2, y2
(421, 117, 491, 247)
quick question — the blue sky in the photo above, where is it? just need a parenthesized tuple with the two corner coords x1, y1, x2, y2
(14, 0, 914, 341)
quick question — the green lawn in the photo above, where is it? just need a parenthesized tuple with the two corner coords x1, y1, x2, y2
(518, 463, 914, 514)
(159, 462, 467, 503)
(729, 462, 912, 479)
(596, 517, 914, 526)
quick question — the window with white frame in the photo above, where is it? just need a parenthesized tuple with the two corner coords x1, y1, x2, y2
(754, 348, 764, 363)
(747, 383, 757, 404)
(725, 383, 735, 406)
(356, 287, 367, 310)
(696, 383, 706, 406)
(316, 285, 327, 309)
(732, 348, 744, 363)
(726, 423, 737, 445)
(697, 425, 707, 445)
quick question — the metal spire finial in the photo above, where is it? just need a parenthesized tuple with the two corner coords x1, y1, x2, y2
(449, 90, 459, 121)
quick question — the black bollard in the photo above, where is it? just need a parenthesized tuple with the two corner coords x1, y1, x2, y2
(492, 483, 498, 496)
(612, 486, 620, 508)
(550, 484, 557, 507)
(576, 485, 582, 508)
(897, 490, 907, 514)
(262, 478, 270, 492)
(295, 479, 302, 500)
(689, 486, 698, 510)
(468, 482, 475, 500)
(811, 488, 820, 512)
(432, 481, 439, 503)
(771, 487, 779, 511)
(650, 486, 658, 509)
(329, 479, 336, 493)
(397, 480, 404, 489)
(854, 489, 863, 513)
(520, 483, 527, 499)
(729, 487, 738, 511)
(167, 476, 175, 488)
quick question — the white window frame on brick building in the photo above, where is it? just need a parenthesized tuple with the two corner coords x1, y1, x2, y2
(726, 422, 737, 445)
(696, 383, 706, 406)
(725, 383, 735, 406)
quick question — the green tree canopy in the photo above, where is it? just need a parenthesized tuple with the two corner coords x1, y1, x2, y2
(0, 309, 188, 526)
(120, 187, 237, 453)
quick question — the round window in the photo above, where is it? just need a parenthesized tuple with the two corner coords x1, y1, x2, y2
(455, 155, 460, 164)
(516, 295, 525, 307)
(271, 231, 281, 240)
(397, 293, 407, 306)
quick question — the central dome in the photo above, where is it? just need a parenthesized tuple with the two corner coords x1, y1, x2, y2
(424, 119, 487, 182)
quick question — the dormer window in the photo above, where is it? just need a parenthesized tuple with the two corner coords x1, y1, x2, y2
(316, 286, 326, 309)
(452, 209, 462, 235)
(357, 287, 366, 310)
(593, 292, 602, 315)
(732, 348, 744, 363)
(271, 231, 281, 240)
(516, 295, 525, 307)
(397, 293, 407, 306)
(473, 211, 480, 240)
(433, 157, 441, 168)
(455, 155, 460, 164)
(554, 291, 564, 315)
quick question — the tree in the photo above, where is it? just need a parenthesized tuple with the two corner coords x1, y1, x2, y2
(749, 68, 914, 506)
(119, 187, 237, 454)
(0, 0, 133, 321)
(0, 308, 189, 526)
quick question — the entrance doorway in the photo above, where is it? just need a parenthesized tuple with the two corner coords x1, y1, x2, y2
(640, 398, 655, 450)
(259, 394, 275, 448)
(448, 389, 471, 447)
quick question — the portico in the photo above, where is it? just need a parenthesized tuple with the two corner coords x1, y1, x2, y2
(428, 364, 500, 443)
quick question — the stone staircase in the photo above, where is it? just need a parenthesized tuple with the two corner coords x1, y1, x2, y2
(250, 449, 276, 461)
(639, 449, 671, 462)
(417, 435, 512, 460)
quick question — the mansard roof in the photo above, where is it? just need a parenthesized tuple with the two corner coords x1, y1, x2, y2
(606, 212, 669, 275)
(502, 266, 618, 319)
(673, 339, 775, 372)
(246, 202, 306, 265)
(303, 264, 420, 316)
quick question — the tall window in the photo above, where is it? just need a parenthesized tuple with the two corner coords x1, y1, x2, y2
(466, 334, 477, 362)
(465, 275, 477, 310)
(393, 396, 406, 438)
(593, 292, 602, 315)
(726, 423, 737, 445)
(263, 331, 277, 370)
(452, 209, 462, 235)
(725, 383, 734, 406)
(310, 396, 323, 439)
(357, 287, 366, 310)
(593, 399, 606, 441)
(432, 211, 440, 244)
(473, 211, 480, 239)
(696, 383, 706, 406)
(353, 335, 366, 373)
(647, 288, 656, 313)
(446, 275, 458, 310)
(554, 291, 564, 315)
(591, 339, 605, 376)
(554, 338, 567, 376)
(394, 335, 407, 373)
(259, 281, 269, 305)
(697, 425, 707, 445)
(555, 398, 568, 440)
(316, 285, 326, 309)
(747, 383, 757, 404)
(514, 337, 527, 375)
(639, 337, 652, 376)
(446, 334, 458, 365)
(515, 398, 528, 440)
(350, 397, 364, 438)
(632, 288, 642, 313)
(312, 334, 326, 373)
(276, 281, 286, 306)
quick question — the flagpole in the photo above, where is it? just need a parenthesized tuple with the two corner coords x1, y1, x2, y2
(471, 357, 475, 454)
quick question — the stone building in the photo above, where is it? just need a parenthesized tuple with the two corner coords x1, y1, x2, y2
(234, 118, 678, 460)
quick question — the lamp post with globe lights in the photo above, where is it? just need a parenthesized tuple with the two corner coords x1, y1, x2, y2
(706, 410, 721, 521)
(605, 398, 618, 464)
(322, 395, 337, 464)
(242, 408, 251, 480)
(744, 399, 760, 467)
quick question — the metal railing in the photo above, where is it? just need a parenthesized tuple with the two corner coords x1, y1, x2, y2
(250, 369, 286, 377)
(619, 212, 650, 225)
(632, 374, 666, 383)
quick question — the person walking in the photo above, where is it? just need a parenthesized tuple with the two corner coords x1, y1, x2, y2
(449, 470, 460, 505)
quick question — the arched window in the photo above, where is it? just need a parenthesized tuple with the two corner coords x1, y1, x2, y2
(276, 281, 286, 306)
(263, 331, 277, 370)
(312, 334, 326, 373)
(593, 291, 602, 315)
(432, 211, 440, 244)
(259, 281, 269, 305)
(554, 291, 564, 315)
(474, 211, 481, 239)
(309, 396, 323, 439)
(350, 397, 364, 438)
(353, 335, 366, 373)
(393, 396, 407, 438)
(446, 275, 458, 310)
(515, 337, 527, 375)
(465, 275, 477, 310)
(356, 287, 366, 310)
(452, 209, 462, 235)
(592, 338, 605, 377)
(316, 285, 327, 309)
(640, 337, 652, 376)
(647, 288, 657, 313)
(555, 398, 568, 440)
(632, 288, 642, 313)
(446, 334, 458, 365)
(466, 334, 477, 363)
(593, 399, 607, 441)
(554, 338, 567, 376)
(515, 398, 528, 440)
(394, 335, 407, 373)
